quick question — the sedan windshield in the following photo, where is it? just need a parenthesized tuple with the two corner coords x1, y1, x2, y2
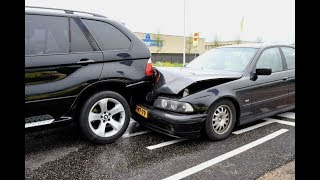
(186, 47, 258, 72)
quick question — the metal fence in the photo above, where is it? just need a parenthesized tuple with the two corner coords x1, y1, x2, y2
(151, 53, 199, 63)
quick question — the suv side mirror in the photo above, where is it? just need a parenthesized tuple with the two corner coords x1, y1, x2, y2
(256, 68, 272, 75)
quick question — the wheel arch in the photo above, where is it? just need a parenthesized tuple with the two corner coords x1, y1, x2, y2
(68, 79, 131, 119)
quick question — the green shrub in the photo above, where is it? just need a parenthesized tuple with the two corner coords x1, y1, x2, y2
(153, 61, 183, 67)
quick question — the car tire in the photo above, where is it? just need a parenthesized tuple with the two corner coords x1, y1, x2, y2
(204, 99, 236, 141)
(79, 91, 130, 144)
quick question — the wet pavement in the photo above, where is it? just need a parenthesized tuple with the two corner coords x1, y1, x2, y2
(25, 111, 295, 179)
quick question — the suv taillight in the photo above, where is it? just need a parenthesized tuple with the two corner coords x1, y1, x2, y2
(145, 58, 153, 76)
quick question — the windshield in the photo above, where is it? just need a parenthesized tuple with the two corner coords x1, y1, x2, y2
(186, 47, 258, 72)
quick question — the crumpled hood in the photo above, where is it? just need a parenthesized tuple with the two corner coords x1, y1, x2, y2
(152, 67, 242, 96)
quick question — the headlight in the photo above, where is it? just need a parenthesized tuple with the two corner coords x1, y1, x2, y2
(153, 98, 194, 113)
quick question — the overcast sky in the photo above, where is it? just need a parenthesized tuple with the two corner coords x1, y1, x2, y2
(26, 0, 295, 43)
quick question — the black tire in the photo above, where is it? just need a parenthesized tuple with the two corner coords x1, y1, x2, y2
(79, 91, 130, 144)
(204, 99, 236, 141)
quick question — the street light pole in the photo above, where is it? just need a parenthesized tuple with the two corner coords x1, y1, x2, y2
(183, 0, 186, 67)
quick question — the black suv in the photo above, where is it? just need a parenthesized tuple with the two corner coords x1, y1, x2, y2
(25, 6, 153, 144)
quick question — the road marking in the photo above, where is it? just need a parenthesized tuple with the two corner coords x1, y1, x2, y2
(162, 129, 289, 180)
(264, 118, 295, 126)
(277, 112, 295, 119)
(122, 131, 150, 138)
(147, 139, 187, 150)
(232, 120, 275, 135)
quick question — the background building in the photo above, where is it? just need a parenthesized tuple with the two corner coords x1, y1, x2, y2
(134, 32, 255, 63)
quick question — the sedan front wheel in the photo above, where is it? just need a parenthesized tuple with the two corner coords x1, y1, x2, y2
(204, 99, 236, 141)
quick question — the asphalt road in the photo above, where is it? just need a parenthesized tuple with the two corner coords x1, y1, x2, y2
(25, 111, 295, 180)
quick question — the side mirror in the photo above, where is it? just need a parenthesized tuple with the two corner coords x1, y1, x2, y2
(256, 68, 272, 75)
(251, 68, 272, 81)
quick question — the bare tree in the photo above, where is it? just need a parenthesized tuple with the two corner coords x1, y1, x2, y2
(152, 31, 164, 54)
(256, 36, 263, 43)
(235, 40, 242, 44)
(211, 34, 220, 48)
(152, 31, 165, 62)
(185, 34, 193, 54)
(235, 35, 242, 44)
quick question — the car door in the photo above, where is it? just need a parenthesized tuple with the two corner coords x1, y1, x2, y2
(249, 47, 289, 115)
(280, 46, 295, 107)
(25, 14, 103, 119)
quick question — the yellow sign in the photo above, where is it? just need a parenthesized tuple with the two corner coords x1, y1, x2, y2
(193, 32, 199, 47)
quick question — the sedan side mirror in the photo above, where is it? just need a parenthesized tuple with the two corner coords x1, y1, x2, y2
(256, 68, 272, 75)
(251, 68, 272, 81)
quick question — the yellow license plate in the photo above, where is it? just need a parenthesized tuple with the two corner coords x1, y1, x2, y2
(135, 105, 148, 118)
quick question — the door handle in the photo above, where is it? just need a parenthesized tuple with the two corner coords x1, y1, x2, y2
(282, 77, 288, 81)
(77, 58, 95, 65)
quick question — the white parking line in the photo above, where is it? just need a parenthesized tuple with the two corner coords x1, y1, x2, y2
(147, 139, 187, 150)
(122, 131, 150, 138)
(162, 129, 289, 180)
(263, 118, 295, 126)
(277, 112, 295, 119)
(232, 120, 275, 135)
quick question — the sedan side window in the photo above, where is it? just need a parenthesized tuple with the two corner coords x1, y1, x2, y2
(281, 47, 295, 69)
(256, 48, 284, 73)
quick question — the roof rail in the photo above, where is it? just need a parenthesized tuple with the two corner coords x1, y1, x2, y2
(25, 6, 107, 18)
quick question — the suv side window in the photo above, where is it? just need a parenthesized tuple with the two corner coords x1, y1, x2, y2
(281, 47, 295, 69)
(70, 19, 93, 52)
(25, 15, 69, 55)
(82, 19, 131, 51)
(256, 48, 284, 72)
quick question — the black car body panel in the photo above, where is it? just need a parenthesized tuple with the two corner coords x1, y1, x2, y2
(25, 7, 151, 123)
(132, 44, 295, 138)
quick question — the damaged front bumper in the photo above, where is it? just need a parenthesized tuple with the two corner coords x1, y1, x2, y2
(131, 103, 207, 138)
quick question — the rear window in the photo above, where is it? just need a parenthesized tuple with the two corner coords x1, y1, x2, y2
(82, 19, 131, 51)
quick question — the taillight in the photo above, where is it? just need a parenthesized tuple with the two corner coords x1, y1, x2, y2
(145, 58, 153, 76)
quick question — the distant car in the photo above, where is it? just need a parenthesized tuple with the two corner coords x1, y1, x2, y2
(25, 6, 154, 144)
(132, 44, 295, 140)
